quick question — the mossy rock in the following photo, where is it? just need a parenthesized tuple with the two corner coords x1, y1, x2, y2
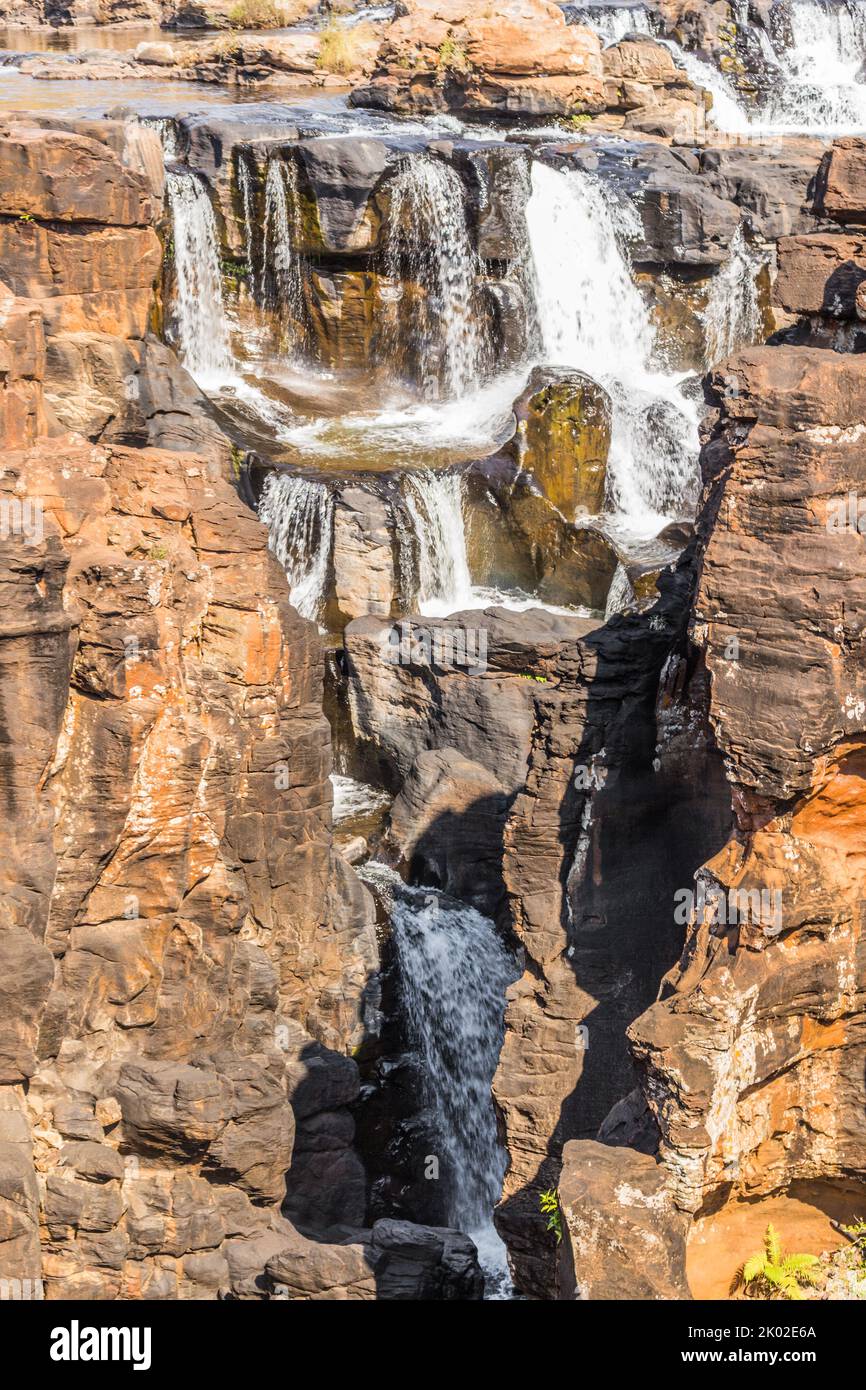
(510, 366, 611, 517)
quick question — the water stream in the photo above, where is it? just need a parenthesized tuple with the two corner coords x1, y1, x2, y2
(360, 862, 518, 1298)
(257, 471, 335, 622)
(525, 161, 699, 532)
(165, 168, 234, 389)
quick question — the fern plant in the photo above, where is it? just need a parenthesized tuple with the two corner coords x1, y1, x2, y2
(539, 1188, 562, 1245)
(732, 1223, 821, 1300)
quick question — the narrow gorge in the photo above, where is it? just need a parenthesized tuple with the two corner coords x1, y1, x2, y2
(0, 0, 864, 1323)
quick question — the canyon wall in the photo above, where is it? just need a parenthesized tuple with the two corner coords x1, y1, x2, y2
(555, 143, 866, 1298)
(0, 119, 486, 1302)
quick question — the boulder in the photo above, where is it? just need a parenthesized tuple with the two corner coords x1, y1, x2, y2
(510, 367, 611, 517)
(557, 1140, 690, 1299)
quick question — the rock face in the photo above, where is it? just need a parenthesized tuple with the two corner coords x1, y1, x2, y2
(0, 120, 227, 465)
(0, 417, 386, 1296)
(555, 182, 866, 1297)
(0, 118, 492, 1304)
(352, 0, 607, 117)
(352, 3, 707, 123)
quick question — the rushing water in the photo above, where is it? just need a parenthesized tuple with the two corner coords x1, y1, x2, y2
(360, 862, 517, 1296)
(763, 0, 866, 132)
(525, 161, 698, 532)
(566, 1, 652, 45)
(402, 471, 475, 615)
(258, 472, 335, 622)
(262, 157, 306, 327)
(702, 225, 767, 367)
(383, 154, 490, 400)
(165, 169, 234, 388)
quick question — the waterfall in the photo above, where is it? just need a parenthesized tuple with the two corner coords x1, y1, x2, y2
(258, 471, 334, 622)
(569, 2, 652, 45)
(764, 0, 866, 132)
(524, 161, 698, 531)
(402, 470, 475, 615)
(604, 561, 634, 618)
(360, 862, 517, 1296)
(236, 152, 259, 299)
(702, 225, 766, 367)
(383, 155, 489, 400)
(165, 169, 234, 388)
(655, 39, 754, 133)
(262, 157, 306, 327)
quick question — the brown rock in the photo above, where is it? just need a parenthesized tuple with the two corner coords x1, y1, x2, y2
(817, 135, 866, 223)
(775, 232, 866, 318)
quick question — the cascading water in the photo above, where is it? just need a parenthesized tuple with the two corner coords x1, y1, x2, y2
(702, 225, 767, 367)
(524, 161, 698, 532)
(763, 0, 866, 132)
(383, 155, 489, 400)
(236, 153, 259, 298)
(401, 470, 475, 615)
(262, 157, 306, 328)
(655, 38, 755, 133)
(165, 169, 234, 388)
(258, 471, 334, 622)
(360, 862, 517, 1296)
(567, 1, 652, 45)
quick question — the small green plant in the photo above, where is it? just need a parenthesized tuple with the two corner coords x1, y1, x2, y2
(148, 542, 168, 562)
(539, 1188, 562, 1245)
(732, 1224, 822, 1300)
(18, 212, 34, 222)
(562, 112, 592, 132)
(230, 444, 245, 480)
(316, 17, 372, 75)
(518, 672, 547, 682)
(436, 36, 471, 75)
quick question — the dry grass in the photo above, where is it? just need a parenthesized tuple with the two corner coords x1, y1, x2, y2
(316, 16, 375, 74)
(226, 0, 313, 31)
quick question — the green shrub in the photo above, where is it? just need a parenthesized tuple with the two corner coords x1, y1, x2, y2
(732, 1224, 822, 1300)
(436, 35, 471, 74)
(539, 1188, 562, 1245)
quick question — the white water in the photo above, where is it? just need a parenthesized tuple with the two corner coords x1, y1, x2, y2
(237, 152, 259, 299)
(578, 2, 652, 45)
(166, 169, 234, 388)
(763, 0, 866, 132)
(402, 471, 475, 615)
(525, 162, 699, 533)
(702, 224, 766, 367)
(383, 154, 489, 400)
(330, 773, 391, 825)
(656, 38, 755, 133)
(262, 157, 305, 325)
(258, 472, 334, 622)
(164, 158, 297, 436)
(360, 862, 517, 1297)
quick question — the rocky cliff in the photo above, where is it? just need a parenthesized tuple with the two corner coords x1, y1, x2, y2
(555, 144, 866, 1300)
(0, 120, 484, 1301)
